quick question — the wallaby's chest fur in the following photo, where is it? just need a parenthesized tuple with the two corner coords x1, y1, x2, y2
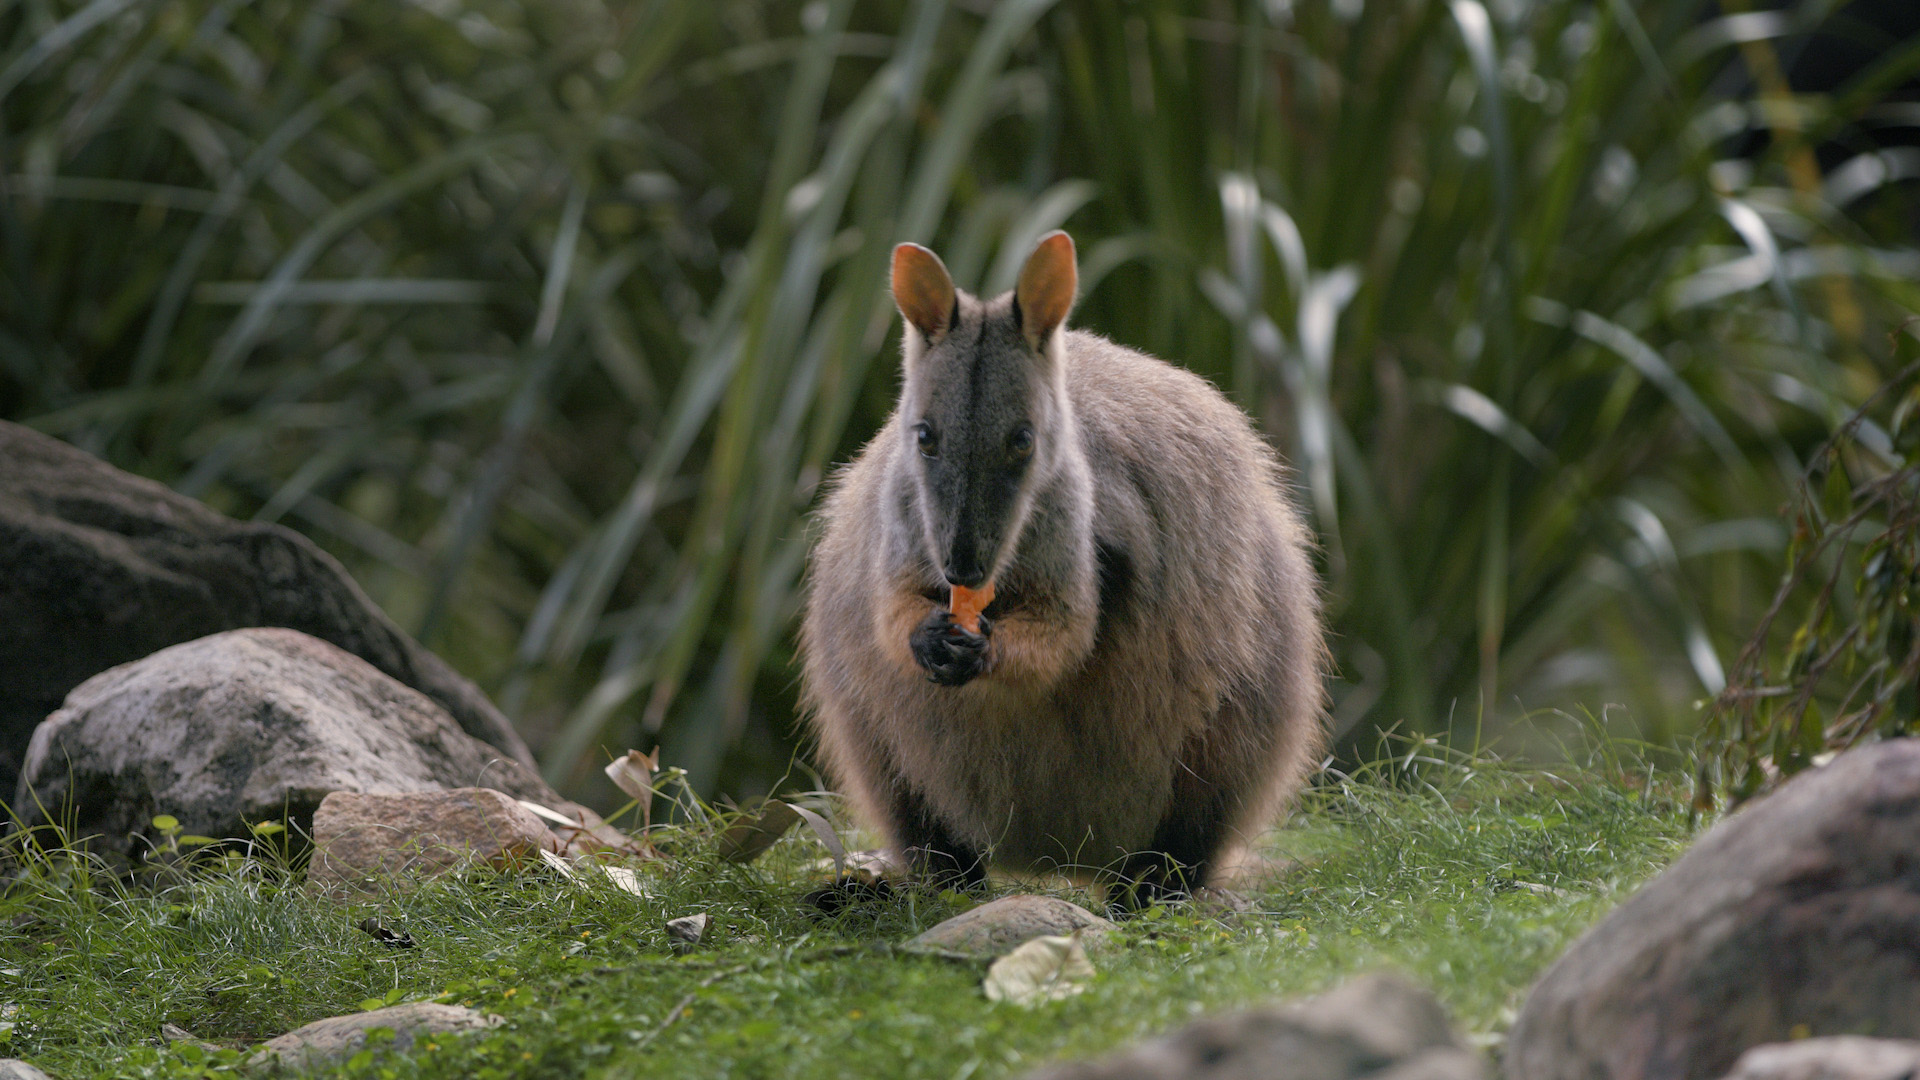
(800, 235, 1323, 890)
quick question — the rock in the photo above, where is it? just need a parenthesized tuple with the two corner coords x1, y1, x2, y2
(1022, 972, 1483, 1080)
(160, 1023, 221, 1053)
(307, 788, 562, 893)
(1720, 1038, 1920, 1080)
(0, 1060, 55, 1080)
(249, 1002, 500, 1072)
(666, 912, 711, 949)
(1507, 740, 1920, 1080)
(14, 628, 565, 859)
(906, 895, 1115, 958)
(0, 420, 532, 794)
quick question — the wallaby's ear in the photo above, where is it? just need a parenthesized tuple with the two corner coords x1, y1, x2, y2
(1014, 230, 1077, 349)
(891, 243, 957, 341)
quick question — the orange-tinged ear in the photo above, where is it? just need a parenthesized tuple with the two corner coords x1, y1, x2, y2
(891, 243, 956, 341)
(1014, 230, 1077, 347)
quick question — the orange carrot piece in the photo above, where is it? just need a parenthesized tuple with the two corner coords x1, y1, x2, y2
(949, 582, 995, 635)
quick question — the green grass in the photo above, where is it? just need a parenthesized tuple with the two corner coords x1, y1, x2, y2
(1, 746, 1694, 1079)
(6, 0, 1917, 805)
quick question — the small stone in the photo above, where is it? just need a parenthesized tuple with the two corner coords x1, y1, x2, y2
(307, 788, 561, 893)
(249, 1003, 500, 1072)
(1020, 972, 1481, 1080)
(159, 1023, 219, 1053)
(1720, 1038, 1920, 1080)
(0, 1060, 54, 1080)
(666, 912, 710, 949)
(906, 895, 1115, 958)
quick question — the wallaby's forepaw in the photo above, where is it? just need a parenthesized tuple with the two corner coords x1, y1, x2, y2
(910, 609, 991, 686)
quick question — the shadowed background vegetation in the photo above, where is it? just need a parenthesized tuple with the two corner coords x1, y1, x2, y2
(4, 0, 1917, 809)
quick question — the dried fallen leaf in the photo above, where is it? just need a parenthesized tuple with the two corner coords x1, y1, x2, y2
(717, 800, 803, 863)
(786, 803, 846, 877)
(538, 849, 650, 896)
(519, 799, 647, 856)
(982, 933, 1094, 1007)
(518, 801, 580, 828)
(806, 849, 906, 884)
(598, 864, 648, 896)
(604, 748, 662, 803)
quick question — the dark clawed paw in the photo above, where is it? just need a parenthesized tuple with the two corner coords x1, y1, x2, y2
(801, 875, 895, 919)
(910, 609, 991, 687)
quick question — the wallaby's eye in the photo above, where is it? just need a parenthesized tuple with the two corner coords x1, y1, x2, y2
(1008, 426, 1035, 459)
(914, 422, 938, 457)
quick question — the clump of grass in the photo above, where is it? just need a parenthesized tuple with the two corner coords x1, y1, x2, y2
(0, 744, 1692, 1079)
(7, 1, 1917, 804)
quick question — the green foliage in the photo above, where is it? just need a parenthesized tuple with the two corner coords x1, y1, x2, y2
(4, 0, 1917, 799)
(0, 748, 1690, 1078)
(1703, 331, 1920, 804)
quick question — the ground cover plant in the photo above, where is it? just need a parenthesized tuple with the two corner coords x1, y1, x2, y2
(0, 740, 1692, 1079)
(5, 0, 1917, 806)
(1705, 339, 1920, 803)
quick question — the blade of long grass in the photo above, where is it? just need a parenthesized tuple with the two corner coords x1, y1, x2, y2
(1568, 309, 1744, 468)
(197, 132, 533, 392)
(0, 0, 141, 102)
(544, 0, 860, 668)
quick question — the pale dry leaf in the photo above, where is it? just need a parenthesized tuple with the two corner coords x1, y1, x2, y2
(518, 800, 579, 828)
(526, 798, 651, 858)
(598, 864, 648, 896)
(603, 748, 662, 802)
(716, 799, 803, 863)
(804, 848, 907, 884)
(982, 932, 1095, 1006)
(786, 803, 846, 876)
(538, 849, 649, 896)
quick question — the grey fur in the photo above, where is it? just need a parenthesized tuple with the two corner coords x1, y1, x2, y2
(799, 237, 1326, 892)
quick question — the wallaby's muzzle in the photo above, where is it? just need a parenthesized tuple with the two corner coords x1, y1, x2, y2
(939, 500, 993, 587)
(943, 550, 988, 589)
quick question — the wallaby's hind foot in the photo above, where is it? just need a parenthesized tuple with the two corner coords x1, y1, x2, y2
(800, 875, 895, 919)
(889, 783, 990, 893)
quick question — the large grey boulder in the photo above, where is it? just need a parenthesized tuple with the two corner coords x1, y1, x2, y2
(0, 420, 532, 794)
(1507, 740, 1920, 1080)
(1023, 972, 1483, 1080)
(1719, 1038, 1920, 1080)
(14, 627, 563, 858)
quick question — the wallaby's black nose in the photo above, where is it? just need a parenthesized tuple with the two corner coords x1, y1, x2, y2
(944, 554, 987, 588)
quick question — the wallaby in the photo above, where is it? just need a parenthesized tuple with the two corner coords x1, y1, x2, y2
(799, 231, 1325, 906)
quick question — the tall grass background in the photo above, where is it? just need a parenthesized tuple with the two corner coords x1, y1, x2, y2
(3, 0, 1916, 806)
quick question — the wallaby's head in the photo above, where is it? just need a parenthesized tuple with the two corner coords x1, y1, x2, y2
(890, 231, 1080, 589)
